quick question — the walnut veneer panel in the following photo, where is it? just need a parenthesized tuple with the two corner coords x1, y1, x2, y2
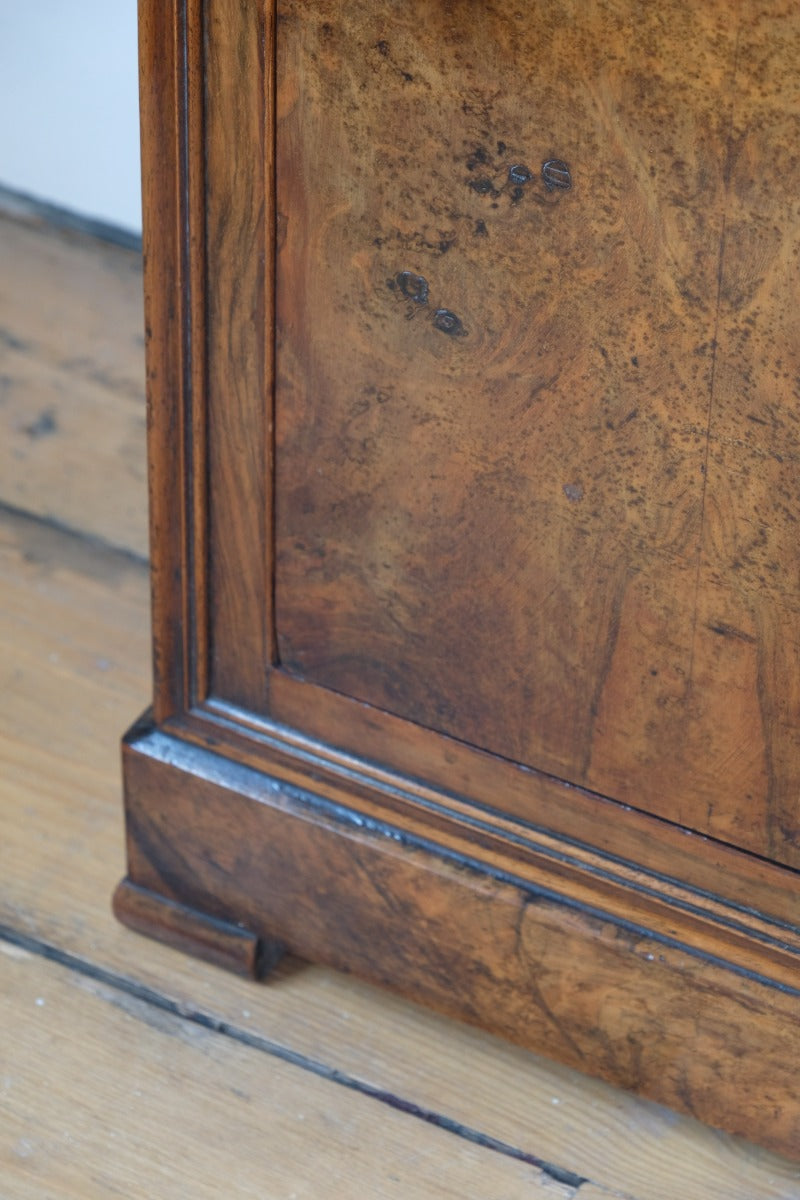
(274, 0, 800, 867)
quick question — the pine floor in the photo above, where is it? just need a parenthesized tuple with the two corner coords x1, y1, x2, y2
(1, 205, 799, 1198)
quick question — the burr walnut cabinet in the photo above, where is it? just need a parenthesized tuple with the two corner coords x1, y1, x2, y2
(116, 0, 800, 1157)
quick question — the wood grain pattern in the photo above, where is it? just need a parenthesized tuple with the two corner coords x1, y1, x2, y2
(112, 876, 284, 978)
(268, 669, 800, 930)
(122, 719, 800, 1158)
(0, 212, 147, 557)
(126, 0, 800, 1162)
(274, 0, 800, 868)
(0, 476, 795, 1195)
(138, 0, 196, 720)
(2, 948, 573, 1199)
(204, 0, 274, 709)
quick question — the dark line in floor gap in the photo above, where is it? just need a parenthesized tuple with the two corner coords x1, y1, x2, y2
(0, 497, 149, 569)
(0, 921, 588, 1192)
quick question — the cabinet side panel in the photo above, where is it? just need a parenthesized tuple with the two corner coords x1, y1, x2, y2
(204, 0, 275, 708)
(139, 0, 199, 718)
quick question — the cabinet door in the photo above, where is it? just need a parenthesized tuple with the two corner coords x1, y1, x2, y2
(274, 0, 800, 868)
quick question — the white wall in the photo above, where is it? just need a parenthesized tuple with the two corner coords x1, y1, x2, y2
(0, 3, 141, 233)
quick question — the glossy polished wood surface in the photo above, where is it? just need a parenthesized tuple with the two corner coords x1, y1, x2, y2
(275, 0, 800, 867)
(120, 0, 800, 1159)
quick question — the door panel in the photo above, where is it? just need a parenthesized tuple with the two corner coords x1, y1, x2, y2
(274, 0, 800, 866)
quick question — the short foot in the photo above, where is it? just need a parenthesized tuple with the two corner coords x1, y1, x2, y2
(112, 877, 284, 980)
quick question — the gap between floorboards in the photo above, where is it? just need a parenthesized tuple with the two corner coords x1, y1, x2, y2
(0, 920, 620, 1198)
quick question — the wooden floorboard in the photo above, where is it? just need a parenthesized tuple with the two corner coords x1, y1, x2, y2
(1, 211, 799, 1197)
(0, 209, 148, 559)
(2, 944, 569, 1200)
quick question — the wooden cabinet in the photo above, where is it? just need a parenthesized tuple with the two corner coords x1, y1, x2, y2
(116, 0, 800, 1158)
